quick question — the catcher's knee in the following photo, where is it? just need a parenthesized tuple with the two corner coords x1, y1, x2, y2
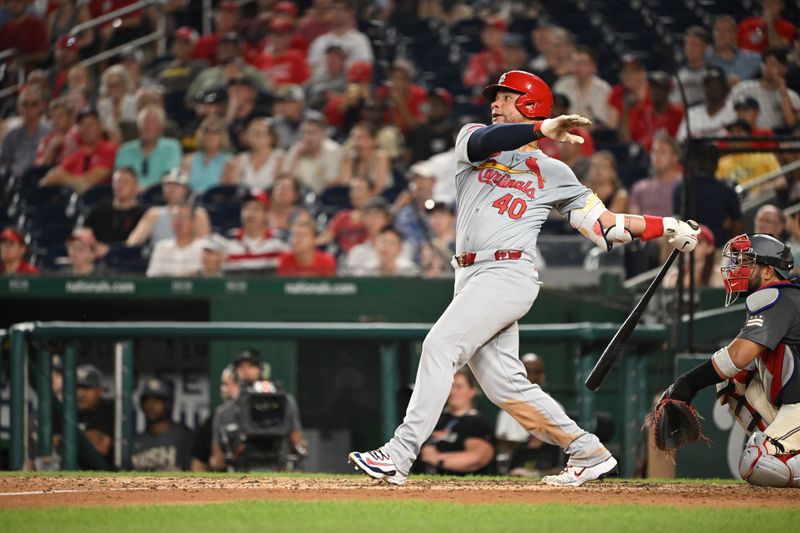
(738, 432, 800, 487)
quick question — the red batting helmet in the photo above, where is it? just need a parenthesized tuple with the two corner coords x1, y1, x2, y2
(482, 70, 553, 119)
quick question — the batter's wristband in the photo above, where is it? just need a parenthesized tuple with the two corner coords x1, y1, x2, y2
(532, 120, 545, 140)
(641, 215, 664, 241)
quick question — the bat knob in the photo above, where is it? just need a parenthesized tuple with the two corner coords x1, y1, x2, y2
(687, 220, 699, 230)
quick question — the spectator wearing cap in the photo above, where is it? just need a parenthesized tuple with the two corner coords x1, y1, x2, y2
(375, 59, 427, 134)
(0, 227, 38, 275)
(114, 105, 183, 189)
(97, 65, 138, 143)
(268, 1, 310, 53)
(673, 26, 711, 108)
(425, 146, 457, 206)
(49, 36, 82, 98)
(737, 0, 796, 53)
(40, 108, 118, 193)
(224, 190, 288, 273)
(716, 120, 783, 198)
(728, 47, 800, 130)
(83, 167, 145, 251)
(317, 176, 374, 253)
(189, 88, 228, 144)
(463, 16, 508, 90)
(404, 87, 456, 167)
(393, 162, 438, 257)
(35, 97, 79, 167)
(127, 169, 211, 247)
(553, 46, 612, 126)
(607, 55, 653, 146)
(224, 76, 270, 152)
(0, 85, 49, 181)
(224, 117, 285, 190)
(0, 0, 48, 72)
(677, 67, 736, 141)
(282, 112, 343, 194)
(322, 60, 376, 131)
(733, 96, 775, 139)
(90, 0, 147, 52)
(706, 15, 762, 84)
(146, 203, 205, 277)
(63, 228, 101, 276)
(639, 72, 684, 151)
(278, 219, 336, 276)
(340, 197, 412, 274)
(307, 45, 349, 111)
(130, 377, 194, 471)
(353, 226, 419, 277)
(197, 234, 228, 277)
(664, 225, 722, 288)
(306, 0, 373, 80)
(419, 202, 456, 279)
(754, 204, 787, 239)
(156, 27, 208, 116)
(75, 364, 115, 466)
(253, 18, 311, 87)
(47, 1, 92, 50)
(337, 122, 391, 192)
(192, 0, 241, 66)
(630, 135, 682, 218)
(181, 116, 232, 194)
(296, 0, 334, 44)
(271, 85, 311, 151)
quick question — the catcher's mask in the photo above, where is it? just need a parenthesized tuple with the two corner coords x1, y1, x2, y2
(721, 233, 793, 307)
(482, 70, 553, 120)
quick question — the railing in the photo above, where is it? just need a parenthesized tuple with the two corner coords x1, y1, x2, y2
(735, 158, 800, 197)
(6, 320, 666, 476)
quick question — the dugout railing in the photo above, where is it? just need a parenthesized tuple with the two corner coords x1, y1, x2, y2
(5, 320, 665, 476)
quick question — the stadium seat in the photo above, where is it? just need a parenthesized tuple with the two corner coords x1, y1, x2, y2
(101, 245, 148, 274)
(200, 185, 242, 206)
(79, 184, 114, 211)
(205, 204, 242, 234)
(139, 184, 166, 207)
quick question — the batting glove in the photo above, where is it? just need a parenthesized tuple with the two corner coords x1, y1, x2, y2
(663, 217, 700, 253)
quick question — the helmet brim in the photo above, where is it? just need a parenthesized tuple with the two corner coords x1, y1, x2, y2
(482, 84, 524, 102)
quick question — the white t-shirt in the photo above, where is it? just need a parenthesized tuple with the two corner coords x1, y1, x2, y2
(307, 29, 373, 78)
(285, 138, 343, 194)
(426, 148, 457, 205)
(676, 100, 736, 141)
(552, 75, 613, 125)
(146, 238, 204, 277)
(729, 80, 800, 129)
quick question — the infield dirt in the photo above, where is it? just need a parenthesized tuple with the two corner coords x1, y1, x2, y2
(1, 476, 799, 509)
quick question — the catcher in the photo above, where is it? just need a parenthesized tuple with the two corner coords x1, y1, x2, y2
(650, 233, 800, 487)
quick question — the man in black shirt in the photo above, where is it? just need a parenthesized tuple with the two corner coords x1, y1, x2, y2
(76, 364, 115, 466)
(84, 167, 146, 252)
(130, 377, 194, 471)
(404, 88, 457, 166)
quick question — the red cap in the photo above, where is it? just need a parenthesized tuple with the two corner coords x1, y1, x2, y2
(244, 189, 270, 208)
(174, 26, 198, 43)
(57, 35, 79, 50)
(274, 1, 299, 18)
(0, 227, 25, 244)
(484, 16, 507, 32)
(429, 87, 453, 107)
(348, 61, 373, 83)
(269, 18, 294, 33)
(217, 0, 239, 11)
(621, 53, 644, 71)
(67, 228, 98, 248)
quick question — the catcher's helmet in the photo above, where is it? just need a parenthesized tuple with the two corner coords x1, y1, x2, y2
(721, 233, 794, 306)
(482, 70, 553, 119)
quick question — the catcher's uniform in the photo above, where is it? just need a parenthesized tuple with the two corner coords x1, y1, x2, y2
(383, 123, 612, 476)
(718, 282, 800, 451)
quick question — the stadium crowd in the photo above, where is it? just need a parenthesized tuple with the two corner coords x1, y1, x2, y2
(0, 0, 799, 283)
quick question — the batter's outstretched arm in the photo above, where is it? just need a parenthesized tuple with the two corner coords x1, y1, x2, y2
(466, 115, 591, 162)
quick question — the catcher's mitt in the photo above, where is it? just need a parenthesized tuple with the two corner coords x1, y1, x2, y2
(644, 389, 711, 452)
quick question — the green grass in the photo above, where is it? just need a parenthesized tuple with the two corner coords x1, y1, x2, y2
(1, 500, 797, 533)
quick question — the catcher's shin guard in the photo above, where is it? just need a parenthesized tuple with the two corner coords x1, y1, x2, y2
(739, 432, 800, 488)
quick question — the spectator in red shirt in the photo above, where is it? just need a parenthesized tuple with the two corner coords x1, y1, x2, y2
(268, 0, 310, 54)
(0, 0, 49, 72)
(463, 16, 507, 91)
(40, 108, 118, 193)
(607, 55, 652, 147)
(193, 1, 240, 66)
(637, 71, 684, 152)
(296, 0, 334, 44)
(0, 227, 39, 275)
(278, 219, 337, 276)
(318, 176, 374, 253)
(49, 36, 82, 98)
(376, 58, 427, 134)
(254, 18, 311, 86)
(737, 0, 796, 53)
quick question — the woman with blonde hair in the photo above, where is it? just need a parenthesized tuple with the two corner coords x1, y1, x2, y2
(585, 150, 629, 214)
(223, 117, 284, 189)
(97, 64, 137, 140)
(182, 116, 233, 193)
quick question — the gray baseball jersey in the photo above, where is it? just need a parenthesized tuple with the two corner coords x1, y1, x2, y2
(454, 123, 592, 254)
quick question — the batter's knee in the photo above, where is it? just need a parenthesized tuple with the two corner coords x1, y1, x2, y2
(420, 333, 463, 372)
(738, 432, 800, 488)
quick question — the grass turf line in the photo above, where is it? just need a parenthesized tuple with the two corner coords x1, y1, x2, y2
(2, 501, 797, 533)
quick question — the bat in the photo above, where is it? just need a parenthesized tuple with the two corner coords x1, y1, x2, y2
(584, 220, 698, 390)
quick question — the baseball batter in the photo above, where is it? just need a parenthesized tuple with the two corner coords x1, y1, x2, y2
(349, 70, 700, 486)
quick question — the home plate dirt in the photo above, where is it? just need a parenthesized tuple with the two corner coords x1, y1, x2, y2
(1, 476, 799, 509)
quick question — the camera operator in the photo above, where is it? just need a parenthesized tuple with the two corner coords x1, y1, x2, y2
(209, 348, 307, 471)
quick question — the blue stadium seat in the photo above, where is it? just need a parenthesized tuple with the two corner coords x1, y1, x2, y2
(79, 184, 113, 211)
(101, 245, 148, 274)
(200, 185, 242, 206)
(139, 184, 166, 207)
(205, 203, 241, 234)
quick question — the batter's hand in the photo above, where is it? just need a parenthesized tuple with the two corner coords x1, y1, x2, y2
(663, 217, 700, 253)
(540, 114, 592, 144)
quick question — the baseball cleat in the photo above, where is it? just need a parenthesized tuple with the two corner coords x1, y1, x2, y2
(541, 456, 618, 487)
(348, 447, 407, 486)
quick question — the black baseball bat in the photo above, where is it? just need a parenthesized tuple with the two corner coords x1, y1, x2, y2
(584, 246, 682, 391)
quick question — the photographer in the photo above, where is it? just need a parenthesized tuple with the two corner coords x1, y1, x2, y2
(210, 349, 307, 471)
